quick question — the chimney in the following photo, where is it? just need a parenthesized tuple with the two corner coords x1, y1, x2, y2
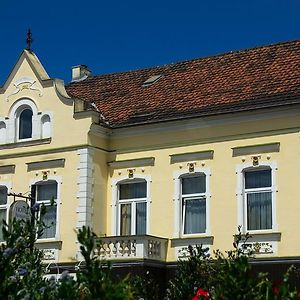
(71, 65, 92, 82)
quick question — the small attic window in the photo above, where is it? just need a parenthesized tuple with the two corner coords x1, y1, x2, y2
(129, 112, 154, 122)
(142, 75, 163, 87)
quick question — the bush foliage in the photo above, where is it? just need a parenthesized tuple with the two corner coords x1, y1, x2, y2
(167, 228, 300, 300)
(1, 211, 300, 299)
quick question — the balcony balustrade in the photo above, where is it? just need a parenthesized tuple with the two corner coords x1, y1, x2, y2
(92, 235, 168, 261)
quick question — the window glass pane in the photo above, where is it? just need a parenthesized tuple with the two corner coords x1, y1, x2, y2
(0, 209, 6, 242)
(245, 169, 271, 189)
(0, 186, 7, 205)
(19, 109, 33, 139)
(182, 175, 206, 195)
(247, 192, 272, 230)
(136, 202, 146, 235)
(119, 182, 146, 200)
(183, 197, 206, 234)
(36, 182, 57, 202)
(120, 203, 131, 235)
(39, 205, 56, 239)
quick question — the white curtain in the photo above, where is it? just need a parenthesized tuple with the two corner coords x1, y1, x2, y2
(136, 202, 146, 235)
(247, 192, 272, 230)
(120, 203, 131, 235)
(184, 198, 206, 234)
(40, 205, 57, 238)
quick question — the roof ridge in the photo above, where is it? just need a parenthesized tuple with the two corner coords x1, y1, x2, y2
(67, 39, 300, 83)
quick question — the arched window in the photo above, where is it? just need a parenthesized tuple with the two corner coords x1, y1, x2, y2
(18, 108, 33, 140)
(180, 173, 207, 235)
(117, 179, 147, 236)
(41, 114, 51, 138)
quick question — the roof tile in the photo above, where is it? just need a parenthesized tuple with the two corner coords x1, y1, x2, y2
(66, 40, 300, 128)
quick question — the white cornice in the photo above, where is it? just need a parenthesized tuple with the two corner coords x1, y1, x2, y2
(108, 104, 300, 139)
(89, 123, 112, 138)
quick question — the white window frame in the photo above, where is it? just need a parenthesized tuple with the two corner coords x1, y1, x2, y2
(236, 161, 277, 234)
(173, 168, 211, 238)
(0, 183, 11, 242)
(111, 174, 151, 236)
(0, 121, 7, 143)
(31, 176, 61, 241)
(8, 98, 39, 143)
(41, 114, 52, 138)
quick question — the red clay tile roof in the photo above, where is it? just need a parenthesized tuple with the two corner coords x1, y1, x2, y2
(66, 40, 300, 128)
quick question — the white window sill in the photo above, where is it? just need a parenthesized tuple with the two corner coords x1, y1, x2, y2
(0, 138, 51, 149)
(238, 231, 281, 242)
(171, 235, 214, 247)
(180, 232, 210, 239)
(17, 137, 33, 142)
(35, 239, 62, 250)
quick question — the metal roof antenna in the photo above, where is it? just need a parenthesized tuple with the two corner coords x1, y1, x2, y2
(26, 28, 33, 51)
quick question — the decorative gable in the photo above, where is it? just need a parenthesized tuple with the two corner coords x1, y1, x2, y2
(0, 50, 77, 147)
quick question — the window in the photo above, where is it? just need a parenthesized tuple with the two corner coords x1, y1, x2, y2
(0, 186, 8, 242)
(181, 173, 207, 235)
(118, 180, 147, 235)
(244, 168, 272, 231)
(35, 181, 57, 239)
(18, 108, 33, 140)
(5, 99, 53, 144)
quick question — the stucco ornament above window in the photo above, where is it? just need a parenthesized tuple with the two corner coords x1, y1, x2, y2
(6, 77, 42, 101)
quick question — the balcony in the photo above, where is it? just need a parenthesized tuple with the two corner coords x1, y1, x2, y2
(92, 235, 168, 261)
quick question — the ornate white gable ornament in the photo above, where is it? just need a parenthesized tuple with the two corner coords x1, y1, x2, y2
(6, 77, 42, 101)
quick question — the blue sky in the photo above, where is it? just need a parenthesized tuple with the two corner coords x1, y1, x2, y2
(0, 1, 299, 84)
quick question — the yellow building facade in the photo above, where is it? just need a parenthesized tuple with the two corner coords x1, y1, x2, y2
(1, 41, 300, 273)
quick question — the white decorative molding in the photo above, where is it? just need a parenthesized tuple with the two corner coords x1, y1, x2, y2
(171, 237, 213, 260)
(76, 148, 94, 229)
(7, 98, 39, 143)
(0, 137, 51, 150)
(76, 148, 94, 261)
(238, 232, 281, 256)
(93, 235, 168, 261)
(6, 77, 42, 101)
(1, 99, 53, 145)
(35, 240, 62, 263)
(243, 242, 276, 255)
(42, 249, 58, 261)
